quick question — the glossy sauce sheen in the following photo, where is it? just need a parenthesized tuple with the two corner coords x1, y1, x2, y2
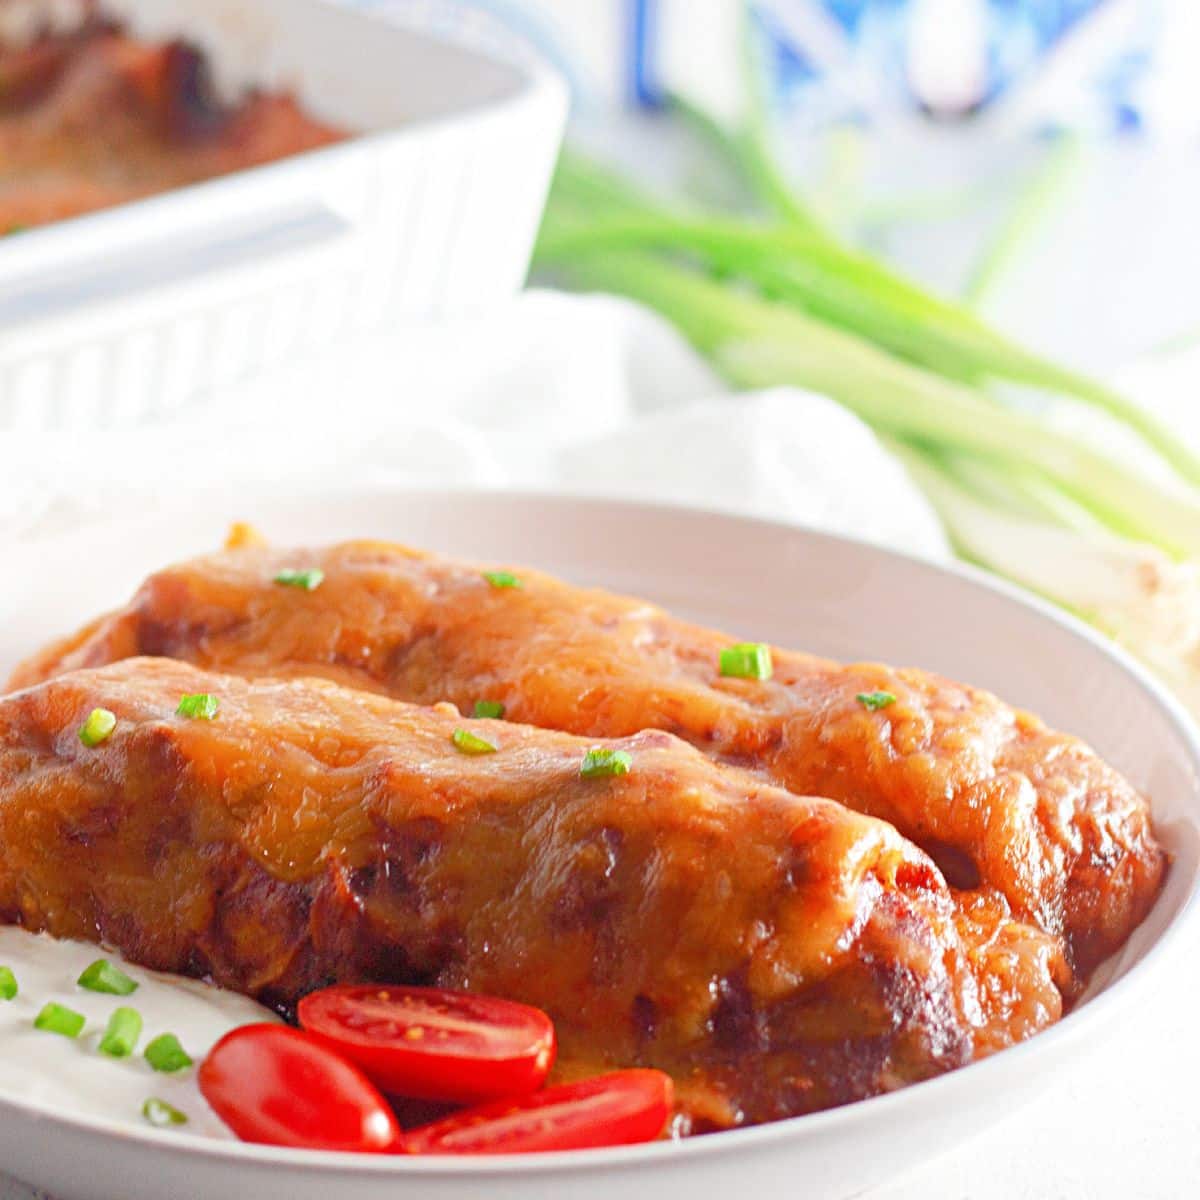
(12, 538, 1166, 991)
(0, 659, 1065, 1131)
(0, 21, 344, 230)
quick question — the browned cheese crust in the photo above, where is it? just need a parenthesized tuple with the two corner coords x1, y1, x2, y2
(0, 659, 1068, 1130)
(11, 538, 1164, 989)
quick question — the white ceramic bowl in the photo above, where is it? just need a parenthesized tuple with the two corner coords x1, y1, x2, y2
(0, 490, 1196, 1200)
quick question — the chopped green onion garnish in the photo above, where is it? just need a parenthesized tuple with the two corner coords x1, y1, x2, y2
(77, 958, 138, 996)
(472, 700, 506, 720)
(142, 1098, 188, 1128)
(274, 567, 324, 591)
(0, 967, 16, 1001)
(34, 1002, 85, 1038)
(98, 1007, 143, 1058)
(144, 1032, 192, 1073)
(580, 747, 633, 779)
(78, 707, 116, 748)
(482, 570, 522, 589)
(176, 693, 220, 720)
(857, 691, 897, 711)
(719, 643, 774, 681)
(451, 728, 497, 756)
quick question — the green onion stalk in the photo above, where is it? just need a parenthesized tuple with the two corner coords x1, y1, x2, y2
(532, 82, 1200, 712)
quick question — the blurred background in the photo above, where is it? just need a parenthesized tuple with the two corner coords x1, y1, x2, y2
(366, 0, 1200, 370)
(6, 0, 1200, 712)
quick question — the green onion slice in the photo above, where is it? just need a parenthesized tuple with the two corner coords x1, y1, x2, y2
(98, 1007, 143, 1058)
(142, 1098, 188, 1128)
(273, 567, 324, 591)
(719, 643, 774, 680)
(472, 699, 506, 720)
(856, 690, 897, 711)
(451, 728, 497, 756)
(482, 570, 522, 589)
(34, 1002, 85, 1038)
(176, 693, 220, 720)
(144, 1032, 192, 1073)
(78, 958, 138, 996)
(78, 708, 117, 748)
(580, 747, 633, 779)
(0, 966, 16, 1001)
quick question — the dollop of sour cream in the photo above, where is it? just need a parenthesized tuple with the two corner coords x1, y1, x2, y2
(0, 926, 277, 1139)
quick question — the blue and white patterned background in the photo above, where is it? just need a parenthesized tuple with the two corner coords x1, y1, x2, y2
(345, 0, 1198, 135)
(326, 1, 1200, 449)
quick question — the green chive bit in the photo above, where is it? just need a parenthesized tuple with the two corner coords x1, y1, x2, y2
(78, 708, 117, 748)
(142, 1098, 188, 1128)
(472, 700, 506, 720)
(34, 1002, 85, 1038)
(145, 1033, 192, 1073)
(719, 643, 774, 681)
(482, 570, 522, 589)
(78, 958, 138, 996)
(0, 966, 16, 1001)
(451, 728, 497, 756)
(580, 747, 633, 779)
(274, 567, 324, 591)
(176, 693, 220, 720)
(98, 1007, 143, 1058)
(857, 691, 897, 712)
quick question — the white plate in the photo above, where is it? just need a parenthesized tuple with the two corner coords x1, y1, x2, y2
(0, 489, 1197, 1200)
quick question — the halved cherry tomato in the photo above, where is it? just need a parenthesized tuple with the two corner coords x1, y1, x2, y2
(297, 984, 556, 1104)
(405, 1069, 674, 1155)
(198, 1024, 402, 1153)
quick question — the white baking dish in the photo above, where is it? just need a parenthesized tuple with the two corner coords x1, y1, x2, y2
(0, 0, 567, 430)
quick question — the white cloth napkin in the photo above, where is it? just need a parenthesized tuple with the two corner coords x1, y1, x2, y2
(0, 290, 949, 559)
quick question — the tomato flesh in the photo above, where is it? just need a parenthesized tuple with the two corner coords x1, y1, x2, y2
(297, 984, 556, 1103)
(405, 1069, 674, 1155)
(198, 1023, 402, 1153)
